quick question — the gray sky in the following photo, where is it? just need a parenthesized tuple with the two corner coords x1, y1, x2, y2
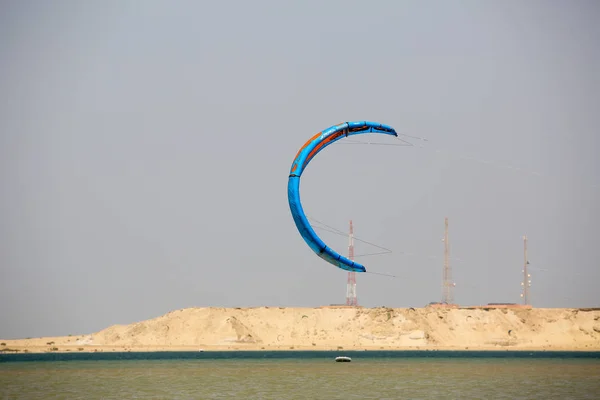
(1, 0, 599, 339)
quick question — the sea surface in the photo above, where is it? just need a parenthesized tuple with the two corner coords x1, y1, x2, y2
(1, 351, 599, 399)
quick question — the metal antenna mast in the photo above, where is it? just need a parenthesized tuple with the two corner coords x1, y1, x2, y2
(521, 235, 531, 305)
(442, 217, 454, 304)
(345, 220, 358, 306)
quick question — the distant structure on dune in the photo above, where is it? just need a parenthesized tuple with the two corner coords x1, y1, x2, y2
(333, 217, 534, 310)
(437, 217, 457, 308)
(521, 235, 531, 306)
(346, 220, 358, 306)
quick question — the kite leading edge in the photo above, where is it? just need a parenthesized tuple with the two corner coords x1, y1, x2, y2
(287, 121, 398, 273)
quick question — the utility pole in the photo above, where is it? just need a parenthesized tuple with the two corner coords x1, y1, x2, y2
(521, 235, 531, 305)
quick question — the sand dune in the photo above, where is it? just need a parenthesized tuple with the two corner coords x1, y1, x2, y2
(2, 307, 599, 353)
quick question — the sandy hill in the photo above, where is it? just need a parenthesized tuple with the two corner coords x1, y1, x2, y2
(2, 307, 599, 353)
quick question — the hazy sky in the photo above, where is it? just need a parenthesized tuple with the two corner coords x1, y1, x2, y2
(1, 0, 599, 339)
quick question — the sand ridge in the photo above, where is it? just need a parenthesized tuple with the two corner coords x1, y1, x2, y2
(2, 307, 599, 353)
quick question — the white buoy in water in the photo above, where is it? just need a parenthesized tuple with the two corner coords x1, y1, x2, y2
(335, 356, 352, 362)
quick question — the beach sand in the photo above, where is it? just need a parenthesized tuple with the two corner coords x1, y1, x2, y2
(2, 306, 599, 353)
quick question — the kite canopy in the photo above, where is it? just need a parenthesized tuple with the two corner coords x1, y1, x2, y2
(287, 121, 398, 272)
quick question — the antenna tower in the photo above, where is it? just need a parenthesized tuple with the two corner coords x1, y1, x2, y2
(521, 235, 531, 305)
(442, 217, 454, 304)
(345, 220, 358, 306)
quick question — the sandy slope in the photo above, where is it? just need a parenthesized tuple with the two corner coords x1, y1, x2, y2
(2, 307, 599, 353)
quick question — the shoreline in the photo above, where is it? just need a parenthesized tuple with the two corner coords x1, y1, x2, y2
(3, 346, 600, 355)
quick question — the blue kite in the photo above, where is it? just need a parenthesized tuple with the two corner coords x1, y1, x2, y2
(287, 121, 398, 272)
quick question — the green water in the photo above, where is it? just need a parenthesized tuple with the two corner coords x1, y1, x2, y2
(2, 353, 599, 399)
